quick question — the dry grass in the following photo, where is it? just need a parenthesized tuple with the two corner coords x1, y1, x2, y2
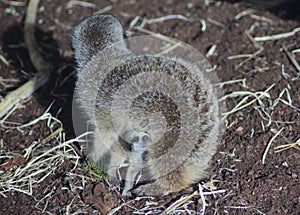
(0, 0, 299, 214)
(0, 103, 84, 197)
(0, 0, 51, 119)
(0, 0, 86, 206)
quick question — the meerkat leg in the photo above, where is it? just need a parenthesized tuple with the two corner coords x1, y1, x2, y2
(107, 140, 129, 185)
(107, 153, 127, 182)
(87, 128, 119, 164)
(121, 159, 141, 196)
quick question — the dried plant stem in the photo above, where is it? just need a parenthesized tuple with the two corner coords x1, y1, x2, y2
(163, 191, 198, 214)
(262, 128, 284, 164)
(235, 30, 263, 69)
(1, 0, 26, 6)
(282, 44, 300, 74)
(24, 0, 51, 73)
(274, 138, 300, 153)
(66, 0, 96, 9)
(254, 27, 300, 42)
(221, 84, 275, 120)
(0, 0, 51, 119)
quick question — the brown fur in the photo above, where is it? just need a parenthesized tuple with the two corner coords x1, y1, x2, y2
(72, 14, 221, 196)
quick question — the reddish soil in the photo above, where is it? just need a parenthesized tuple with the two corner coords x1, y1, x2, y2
(0, 0, 299, 214)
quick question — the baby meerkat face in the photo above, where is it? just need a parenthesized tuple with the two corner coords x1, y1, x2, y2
(129, 131, 151, 160)
(122, 130, 152, 153)
(130, 132, 151, 148)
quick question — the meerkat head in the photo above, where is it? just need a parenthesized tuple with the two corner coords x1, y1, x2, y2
(127, 130, 151, 160)
(71, 14, 127, 70)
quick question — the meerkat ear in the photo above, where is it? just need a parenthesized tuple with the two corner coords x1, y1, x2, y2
(71, 14, 126, 71)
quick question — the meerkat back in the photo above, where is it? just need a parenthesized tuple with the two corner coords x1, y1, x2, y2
(72, 14, 222, 196)
(72, 14, 130, 165)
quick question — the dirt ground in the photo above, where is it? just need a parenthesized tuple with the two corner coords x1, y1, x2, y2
(0, 0, 299, 214)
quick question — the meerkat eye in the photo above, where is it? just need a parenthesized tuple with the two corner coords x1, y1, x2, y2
(142, 134, 149, 141)
(131, 136, 139, 143)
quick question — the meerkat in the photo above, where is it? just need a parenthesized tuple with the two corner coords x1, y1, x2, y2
(108, 130, 151, 196)
(72, 14, 222, 196)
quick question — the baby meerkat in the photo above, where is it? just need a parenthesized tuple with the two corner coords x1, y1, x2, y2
(72, 14, 222, 196)
(108, 130, 151, 196)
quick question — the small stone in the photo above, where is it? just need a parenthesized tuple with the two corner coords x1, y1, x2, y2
(236, 126, 243, 132)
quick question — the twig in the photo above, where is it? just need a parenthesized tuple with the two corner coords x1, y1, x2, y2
(24, 127, 64, 160)
(215, 78, 247, 88)
(254, 27, 300, 42)
(228, 54, 253, 60)
(199, 185, 206, 215)
(206, 44, 217, 58)
(162, 191, 197, 214)
(206, 18, 224, 28)
(66, 0, 96, 9)
(282, 44, 300, 74)
(24, 0, 51, 73)
(157, 42, 182, 56)
(270, 87, 300, 112)
(129, 15, 193, 30)
(134, 27, 178, 44)
(234, 9, 255, 20)
(0, 54, 10, 66)
(221, 84, 275, 119)
(0, 0, 51, 119)
(274, 137, 300, 153)
(146, 14, 193, 24)
(0, 72, 50, 119)
(292, 48, 300, 54)
(93, 5, 113, 14)
(1, 0, 26, 7)
(162, 188, 226, 214)
(235, 30, 263, 69)
(249, 14, 274, 23)
(262, 128, 284, 164)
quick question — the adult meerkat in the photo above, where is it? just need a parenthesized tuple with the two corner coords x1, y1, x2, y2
(72, 14, 222, 196)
